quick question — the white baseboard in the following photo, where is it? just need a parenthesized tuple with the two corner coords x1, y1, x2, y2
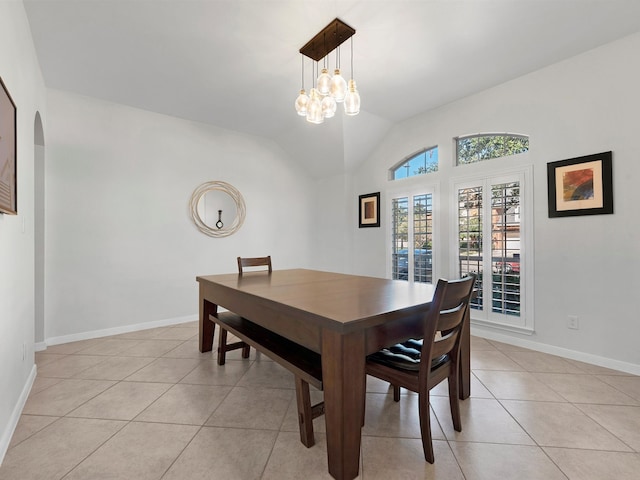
(34, 341, 47, 353)
(44, 314, 197, 347)
(471, 326, 640, 376)
(0, 364, 37, 465)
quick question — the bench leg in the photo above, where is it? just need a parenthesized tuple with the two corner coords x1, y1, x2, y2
(218, 327, 251, 364)
(217, 328, 228, 365)
(295, 377, 315, 447)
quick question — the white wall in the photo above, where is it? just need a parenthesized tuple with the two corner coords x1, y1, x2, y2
(340, 32, 640, 372)
(44, 90, 314, 341)
(309, 174, 353, 274)
(0, 0, 47, 462)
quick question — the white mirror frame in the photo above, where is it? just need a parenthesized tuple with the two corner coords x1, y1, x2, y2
(189, 181, 246, 238)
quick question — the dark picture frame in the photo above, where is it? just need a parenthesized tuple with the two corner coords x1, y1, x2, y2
(547, 151, 613, 218)
(359, 192, 380, 228)
(0, 76, 17, 215)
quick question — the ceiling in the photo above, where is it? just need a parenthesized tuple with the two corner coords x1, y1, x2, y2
(23, 0, 640, 178)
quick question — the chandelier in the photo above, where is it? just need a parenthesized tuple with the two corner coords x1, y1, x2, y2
(295, 18, 360, 123)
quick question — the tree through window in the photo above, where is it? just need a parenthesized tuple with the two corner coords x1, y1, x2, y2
(456, 134, 528, 165)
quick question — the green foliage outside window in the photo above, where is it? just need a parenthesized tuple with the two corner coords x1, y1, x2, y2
(457, 134, 528, 165)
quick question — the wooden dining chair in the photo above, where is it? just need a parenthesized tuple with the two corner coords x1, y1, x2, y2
(237, 255, 272, 274)
(216, 256, 272, 365)
(365, 274, 476, 463)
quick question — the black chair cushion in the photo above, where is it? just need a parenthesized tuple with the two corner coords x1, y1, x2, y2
(367, 338, 448, 372)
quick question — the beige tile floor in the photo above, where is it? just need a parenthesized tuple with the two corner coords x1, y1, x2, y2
(2, 323, 640, 479)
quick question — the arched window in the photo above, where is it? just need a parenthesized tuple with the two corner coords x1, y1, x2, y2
(456, 133, 528, 165)
(390, 146, 438, 180)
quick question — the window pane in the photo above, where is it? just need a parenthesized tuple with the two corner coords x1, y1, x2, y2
(456, 134, 528, 165)
(491, 182, 521, 316)
(458, 187, 483, 310)
(392, 197, 408, 280)
(392, 147, 438, 180)
(413, 194, 433, 283)
(392, 194, 433, 283)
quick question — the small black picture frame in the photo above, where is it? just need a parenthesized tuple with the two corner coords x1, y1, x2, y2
(547, 151, 613, 218)
(359, 192, 380, 228)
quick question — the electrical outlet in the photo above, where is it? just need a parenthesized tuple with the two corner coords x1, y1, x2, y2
(567, 315, 579, 330)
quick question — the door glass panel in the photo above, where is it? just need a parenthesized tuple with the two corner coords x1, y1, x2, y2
(413, 194, 433, 283)
(458, 187, 483, 310)
(491, 182, 521, 316)
(392, 197, 408, 280)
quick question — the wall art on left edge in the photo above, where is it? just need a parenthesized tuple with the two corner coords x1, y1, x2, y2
(0, 76, 17, 215)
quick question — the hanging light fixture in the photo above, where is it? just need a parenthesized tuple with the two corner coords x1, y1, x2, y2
(316, 34, 332, 96)
(344, 79, 360, 115)
(343, 37, 360, 115)
(329, 44, 348, 103)
(306, 62, 324, 124)
(317, 67, 332, 95)
(295, 18, 360, 123)
(306, 88, 324, 124)
(294, 55, 309, 116)
(322, 94, 337, 118)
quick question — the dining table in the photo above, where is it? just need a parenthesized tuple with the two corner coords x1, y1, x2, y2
(197, 268, 471, 480)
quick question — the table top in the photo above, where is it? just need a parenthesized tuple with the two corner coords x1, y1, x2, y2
(197, 268, 435, 332)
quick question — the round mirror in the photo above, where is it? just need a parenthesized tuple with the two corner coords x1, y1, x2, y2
(189, 181, 246, 237)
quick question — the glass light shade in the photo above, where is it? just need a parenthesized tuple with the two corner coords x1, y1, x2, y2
(343, 79, 360, 116)
(329, 69, 347, 103)
(306, 88, 324, 124)
(294, 89, 309, 116)
(317, 68, 331, 96)
(321, 95, 337, 118)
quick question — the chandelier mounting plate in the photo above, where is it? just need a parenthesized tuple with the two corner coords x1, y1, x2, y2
(299, 18, 356, 62)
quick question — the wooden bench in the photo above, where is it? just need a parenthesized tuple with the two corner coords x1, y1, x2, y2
(211, 310, 325, 447)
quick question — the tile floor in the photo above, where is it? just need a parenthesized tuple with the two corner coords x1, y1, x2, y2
(2, 322, 640, 479)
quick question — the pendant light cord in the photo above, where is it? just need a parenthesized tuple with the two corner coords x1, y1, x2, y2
(350, 37, 354, 79)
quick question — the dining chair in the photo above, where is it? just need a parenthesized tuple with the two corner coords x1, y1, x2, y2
(237, 255, 273, 274)
(216, 255, 272, 365)
(365, 273, 476, 463)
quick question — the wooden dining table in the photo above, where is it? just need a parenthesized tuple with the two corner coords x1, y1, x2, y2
(197, 268, 471, 480)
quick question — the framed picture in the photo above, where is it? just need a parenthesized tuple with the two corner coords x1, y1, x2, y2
(359, 192, 380, 228)
(0, 76, 17, 215)
(547, 151, 613, 218)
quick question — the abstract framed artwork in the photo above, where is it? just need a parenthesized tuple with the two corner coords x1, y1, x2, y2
(547, 151, 613, 218)
(0, 76, 17, 215)
(359, 192, 380, 228)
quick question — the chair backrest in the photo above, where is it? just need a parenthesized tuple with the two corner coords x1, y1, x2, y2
(237, 256, 272, 274)
(419, 273, 476, 381)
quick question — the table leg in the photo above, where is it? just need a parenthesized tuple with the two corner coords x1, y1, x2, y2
(199, 298, 216, 353)
(321, 329, 365, 480)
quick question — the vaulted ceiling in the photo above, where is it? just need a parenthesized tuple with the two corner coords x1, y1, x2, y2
(24, 1, 640, 178)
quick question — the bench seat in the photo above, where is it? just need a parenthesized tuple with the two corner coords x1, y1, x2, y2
(211, 310, 325, 446)
(214, 311, 323, 389)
